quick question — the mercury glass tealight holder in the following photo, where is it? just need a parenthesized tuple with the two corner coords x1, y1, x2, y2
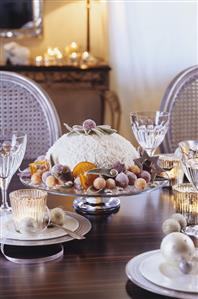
(10, 189, 48, 235)
(173, 183, 198, 237)
(159, 154, 184, 186)
(178, 140, 198, 190)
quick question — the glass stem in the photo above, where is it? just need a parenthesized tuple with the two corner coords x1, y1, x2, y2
(1, 178, 10, 210)
(146, 149, 156, 156)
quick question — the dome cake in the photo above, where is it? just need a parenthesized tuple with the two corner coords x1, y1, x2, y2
(46, 119, 138, 170)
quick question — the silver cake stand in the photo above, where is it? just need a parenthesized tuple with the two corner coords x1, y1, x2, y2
(20, 177, 166, 215)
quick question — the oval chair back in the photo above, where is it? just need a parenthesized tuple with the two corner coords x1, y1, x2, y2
(0, 71, 61, 159)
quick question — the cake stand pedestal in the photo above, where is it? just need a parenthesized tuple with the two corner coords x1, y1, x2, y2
(73, 196, 120, 214)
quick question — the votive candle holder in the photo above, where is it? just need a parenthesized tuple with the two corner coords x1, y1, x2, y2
(159, 154, 184, 186)
(173, 183, 198, 226)
(10, 189, 48, 234)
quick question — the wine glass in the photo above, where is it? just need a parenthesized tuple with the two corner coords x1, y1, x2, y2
(0, 130, 27, 214)
(130, 111, 170, 156)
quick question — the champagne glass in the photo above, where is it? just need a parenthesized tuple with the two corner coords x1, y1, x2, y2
(130, 111, 170, 156)
(0, 131, 27, 214)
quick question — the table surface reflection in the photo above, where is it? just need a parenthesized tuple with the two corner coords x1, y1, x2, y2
(0, 173, 180, 299)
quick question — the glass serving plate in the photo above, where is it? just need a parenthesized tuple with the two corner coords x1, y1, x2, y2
(20, 175, 167, 215)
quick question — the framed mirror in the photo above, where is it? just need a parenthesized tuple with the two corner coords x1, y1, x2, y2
(0, 0, 43, 38)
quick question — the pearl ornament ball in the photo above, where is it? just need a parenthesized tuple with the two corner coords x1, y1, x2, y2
(171, 213, 187, 230)
(162, 218, 181, 235)
(50, 208, 65, 226)
(160, 232, 195, 266)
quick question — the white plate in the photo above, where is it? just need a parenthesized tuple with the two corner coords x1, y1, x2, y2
(126, 250, 198, 299)
(0, 211, 91, 246)
(0, 214, 79, 241)
(139, 251, 198, 293)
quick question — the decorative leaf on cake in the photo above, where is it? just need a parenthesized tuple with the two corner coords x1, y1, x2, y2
(91, 128, 103, 136)
(64, 119, 117, 136)
(64, 123, 73, 132)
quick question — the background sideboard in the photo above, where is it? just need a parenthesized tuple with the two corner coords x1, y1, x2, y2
(0, 65, 121, 132)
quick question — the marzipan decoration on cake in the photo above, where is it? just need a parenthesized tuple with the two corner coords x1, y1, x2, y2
(64, 119, 117, 136)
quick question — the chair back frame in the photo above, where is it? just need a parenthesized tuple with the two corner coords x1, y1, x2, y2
(0, 71, 61, 159)
(160, 65, 198, 153)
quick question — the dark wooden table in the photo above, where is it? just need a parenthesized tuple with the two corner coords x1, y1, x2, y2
(0, 175, 180, 299)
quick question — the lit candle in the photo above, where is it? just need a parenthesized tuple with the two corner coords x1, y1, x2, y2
(71, 52, 77, 59)
(44, 48, 56, 66)
(47, 47, 55, 56)
(65, 42, 80, 58)
(54, 47, 63, 59)
(69, 52, 78, 64)
(82, 51, 90, 62)
(70, 42, 78, 52)
(35, 56, 43, 66)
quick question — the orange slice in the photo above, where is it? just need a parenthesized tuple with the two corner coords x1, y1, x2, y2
(72, 161, 97, 177)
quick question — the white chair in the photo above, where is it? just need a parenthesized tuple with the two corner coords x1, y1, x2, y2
(0, 71, 61, 159)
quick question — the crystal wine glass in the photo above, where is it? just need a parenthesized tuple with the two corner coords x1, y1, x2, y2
(130, 111, 170, 156)
(0, 130, 27, 214)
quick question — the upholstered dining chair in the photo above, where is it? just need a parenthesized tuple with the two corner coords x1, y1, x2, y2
(0, 71, 61, 159)
(160, 65, 198, 153)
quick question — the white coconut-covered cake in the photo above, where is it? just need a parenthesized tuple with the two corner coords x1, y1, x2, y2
(26, 120, 152, 192)
(46, 120, 138, 169)
(21, 120, 154, 216)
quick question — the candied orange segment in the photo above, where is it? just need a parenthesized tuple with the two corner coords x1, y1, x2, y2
(29, 160, 49, 175)
(79, 173, 97, 190)
(79, 174, 88, 190)
(72, 162, 97, 177)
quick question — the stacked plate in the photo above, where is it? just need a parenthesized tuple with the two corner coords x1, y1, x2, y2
(0, 211, 91, 246)
(126, 249, 198, 299)
(0, 211, 91, 263)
